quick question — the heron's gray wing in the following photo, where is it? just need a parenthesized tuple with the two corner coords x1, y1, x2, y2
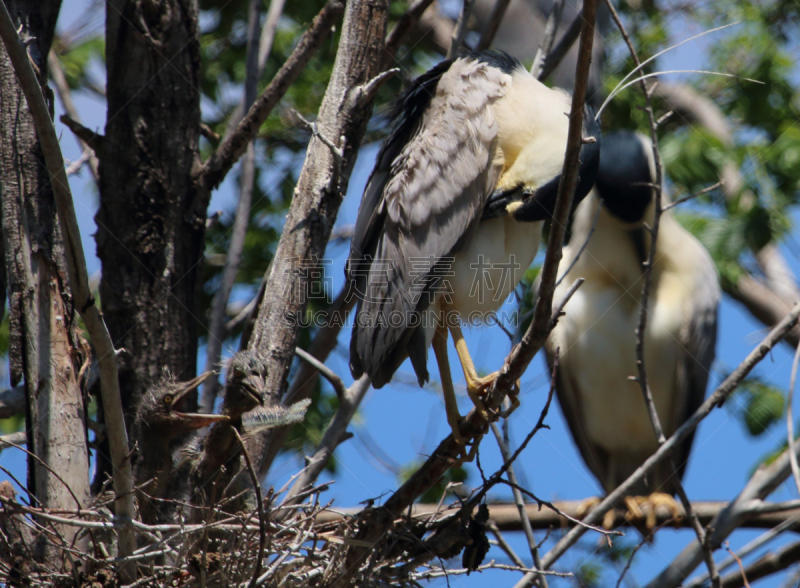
(669, 261, 720, 486)
(349, 57, 510, 387)
(545, 342, 613, 493)
(349, 59, 455, 268)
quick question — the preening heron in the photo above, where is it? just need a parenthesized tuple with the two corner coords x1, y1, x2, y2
(348, 51, 601, 446)
(546, 131, 719, 525)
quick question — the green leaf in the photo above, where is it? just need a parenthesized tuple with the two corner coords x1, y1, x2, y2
(730, 377, 785, 436)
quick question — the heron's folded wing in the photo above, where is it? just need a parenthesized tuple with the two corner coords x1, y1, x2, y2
(349, 58, 510, 386)
(671, 251, 720, 482)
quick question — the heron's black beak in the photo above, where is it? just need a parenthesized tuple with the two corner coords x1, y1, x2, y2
(170, 371, 228, 429)
(240, 375, 266, 406)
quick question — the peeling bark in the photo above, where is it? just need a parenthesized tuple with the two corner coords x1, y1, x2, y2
(0, 0, 90, 566)
(247, 0, 388, 479)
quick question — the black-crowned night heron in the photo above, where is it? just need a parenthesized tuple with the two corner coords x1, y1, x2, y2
(134, 371, 226, 524)
(546, 130, 719, 526)
(348, 51, 601, 446)
(189, 351, 309, 514)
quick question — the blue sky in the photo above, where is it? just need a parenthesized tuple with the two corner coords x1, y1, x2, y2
(2, 1, 800, 586)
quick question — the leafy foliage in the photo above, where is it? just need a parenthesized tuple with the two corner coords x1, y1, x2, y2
(729, 376, 785, 436)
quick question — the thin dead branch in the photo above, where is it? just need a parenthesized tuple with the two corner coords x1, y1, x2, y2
(446, 0, 477, 59)
(383, 0, 436, 67)
(531, 0, 565, 78)
(48, 50, 99, 179)
(476, 0, 512, 52)
(606, 1, 718, 583)
(315, 501, 800, 532)
(538, 10, 582, 81)
(198, 0, 346, 192)
(0, 4, 136, 577)
(201, 0, 264, 413)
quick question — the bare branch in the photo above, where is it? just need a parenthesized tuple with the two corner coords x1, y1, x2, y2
(201, 0, 264, 413)
(282, 376, 370, 508)
(531, 0, 565, 78)
(446, 0, 476, 59)
(0, 431, 27, 456)
(294, 347, 347, 400)
(198, 0, 345, 192)
(662, 180, 724, 211)
(490, 0, 596, 397)
(48, 50, 99, 179)
(726, 274, 800, 347)
(605, 2, 718, 583)
(491, 358, 563, 588)
(476, 0, 512, 52)
(258, 0, 286, 72)
(538, 10, 582, 81)
(384, 0, 436, 67)
(233, 429, 266, 588)
(0, 4, 136, 576)
(719, 541, 800, 588)
(488, 522, 526, 568)
(788, 340, 800, 495)
(59, 114, 103, 153)
(316, 501, 800, 532)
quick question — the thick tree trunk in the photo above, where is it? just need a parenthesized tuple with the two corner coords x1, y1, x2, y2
(95, 0, 204, 486)
(248, 0, 389, 478)
(0, 0, 90, 566)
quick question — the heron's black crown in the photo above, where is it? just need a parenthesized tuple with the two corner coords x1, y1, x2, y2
(595, 130, 654, 223)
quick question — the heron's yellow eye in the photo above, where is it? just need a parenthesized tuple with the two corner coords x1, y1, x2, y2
(162, 394, 173, 405)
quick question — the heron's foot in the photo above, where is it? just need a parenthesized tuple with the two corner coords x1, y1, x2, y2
(574, 496, 619, 529)
(624, 493, 683, 530)
(465, 371, 501, 419)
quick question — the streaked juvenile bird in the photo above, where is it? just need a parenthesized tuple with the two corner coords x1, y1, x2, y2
(546, 131, 719, 525)
(348, 50, 600, 446)
(189, 351, 310, 516)
(133, 371, 226, 525)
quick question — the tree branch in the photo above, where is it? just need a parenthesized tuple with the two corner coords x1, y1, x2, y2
(531, 0, 565, 78)
(646, 345, 800, 586)
(198, 0, 346, 192)
(383, 0, 436, 68)
(246, 0, 388, 484)
(719, 541, 800, 588)
(446, 0, 477, 59)
(281, 375, 370, 508)
(315, 501, 800, 532)
(476, 0, 513, 52)
(200, 0, 264, 413)
(0, 4, 136, 578)
(48, 50, 99, 179)
(538, 10, 582, 81)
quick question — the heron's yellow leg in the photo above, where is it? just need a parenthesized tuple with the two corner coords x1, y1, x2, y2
(432, 329, 466, 448)
(447, 317, 497, 417)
